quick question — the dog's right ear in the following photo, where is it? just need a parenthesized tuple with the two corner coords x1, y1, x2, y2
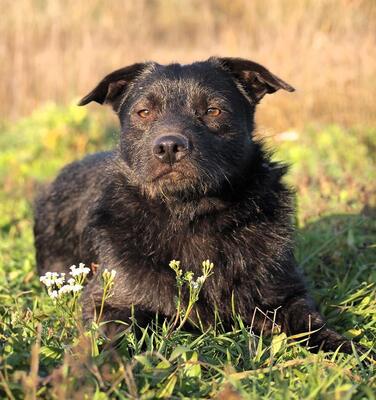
(78, 63, 148, 111)
(212, 57, 295, 103)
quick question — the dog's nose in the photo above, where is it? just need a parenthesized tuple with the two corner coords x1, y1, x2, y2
(152, 135, 189, 164)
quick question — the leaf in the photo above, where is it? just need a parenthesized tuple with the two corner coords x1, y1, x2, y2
(344, 328, 362, 339)
(157, 375, 177, 398)
(156, 360, 171, 369)
(271, 332, 287, 355)
(39, 345, 63, 360)
(169, 345, 190, 361)
(134, 355, 153, 369)
(183, 351, 201, 378)
(93, 389, 108, 400)
(360, 296, 371, 306)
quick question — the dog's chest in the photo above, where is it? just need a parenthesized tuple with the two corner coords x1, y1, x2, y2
(136, 212, 253, 281)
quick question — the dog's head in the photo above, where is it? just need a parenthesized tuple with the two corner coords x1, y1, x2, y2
(79, 58, 294, 199)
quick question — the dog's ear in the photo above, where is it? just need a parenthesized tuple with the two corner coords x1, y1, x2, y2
(78, 63, 148, 111)
(213, 57, 294, 103)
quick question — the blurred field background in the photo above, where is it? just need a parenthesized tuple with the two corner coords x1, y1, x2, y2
(1, 0, 376, 131)
(1, 1, 376, 399)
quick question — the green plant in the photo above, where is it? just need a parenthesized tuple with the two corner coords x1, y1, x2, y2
(0, 107, 375, 399)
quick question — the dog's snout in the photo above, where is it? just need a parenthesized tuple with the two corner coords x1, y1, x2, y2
(152, 135, 189, 164)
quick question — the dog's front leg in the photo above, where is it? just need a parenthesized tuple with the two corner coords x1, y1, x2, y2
(280, 295, 367, 355)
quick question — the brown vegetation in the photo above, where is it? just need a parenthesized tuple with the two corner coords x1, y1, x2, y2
(1, 0, 375, 132)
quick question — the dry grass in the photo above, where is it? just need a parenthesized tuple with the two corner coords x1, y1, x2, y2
(1, 0, 376, 132)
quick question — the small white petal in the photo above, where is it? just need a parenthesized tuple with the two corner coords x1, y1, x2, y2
(49, 290, 59, 299)
(191, 282, 199, 289)
(82, 267, 91, 275)
(55, 277, 65, 286)
(58, 285, 73, 295)
(40, 277, 53, 287)
(71, 284, 83, 292)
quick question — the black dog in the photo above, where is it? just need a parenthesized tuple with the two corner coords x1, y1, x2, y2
(34, 57, 362, 354)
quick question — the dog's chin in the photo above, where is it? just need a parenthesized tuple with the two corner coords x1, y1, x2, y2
(152, 176, 196, 198)
(138, 167, 201, 200)
(151, 169, 184, 183)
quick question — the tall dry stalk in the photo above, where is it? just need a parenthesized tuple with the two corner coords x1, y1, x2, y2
(0, 0, 375, 131)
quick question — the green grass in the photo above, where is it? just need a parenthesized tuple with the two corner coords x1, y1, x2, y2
(0, 104, 375, 399)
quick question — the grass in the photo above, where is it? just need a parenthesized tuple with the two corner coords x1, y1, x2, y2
(0, 104, 375, 399)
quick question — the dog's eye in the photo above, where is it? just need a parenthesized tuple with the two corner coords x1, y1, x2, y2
(205, 107, 221, 117)
(137, 109, 151, 118)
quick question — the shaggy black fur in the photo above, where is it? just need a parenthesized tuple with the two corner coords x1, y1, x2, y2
(34, 57, 363, 354)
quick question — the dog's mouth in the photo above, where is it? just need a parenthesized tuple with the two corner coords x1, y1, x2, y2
(152, 168, 174, 181)
(151, 166, 189, 182)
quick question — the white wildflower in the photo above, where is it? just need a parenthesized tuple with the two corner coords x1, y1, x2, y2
(191, 281, 199, 290)
(202, 260, 214, 275)
(102, 268, 117, 281)
(40, 276, 54, 287)
(49, 290, 59, 299)
(190, 276, 205, 290)
(202, 260, 213, 269)
(169, 260, 181, 269)
(58, 282, 82, 295)
(70, 263, 91, 277)
(71, 284, 83, 292)
(58, 285, 73, 295)
(55, 275, 65, 287)
(184, 271, 194, 282)
(40, 271, 61, 287)
(41, 265, 88, 303)
(79, 262, 90, 273)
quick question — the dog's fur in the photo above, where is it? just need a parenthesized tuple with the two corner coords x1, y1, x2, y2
(34, 57, 362, 353)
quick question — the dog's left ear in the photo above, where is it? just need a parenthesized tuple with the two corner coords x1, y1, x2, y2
(213, 57, 295, 103)
(78, 62, 149, 111)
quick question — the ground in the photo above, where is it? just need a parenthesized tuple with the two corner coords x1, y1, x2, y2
(0, 104, 375, 399)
